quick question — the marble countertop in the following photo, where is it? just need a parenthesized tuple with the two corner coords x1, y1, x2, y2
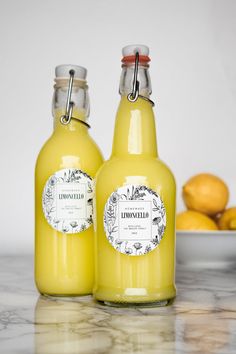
(0, 256, 236, 354)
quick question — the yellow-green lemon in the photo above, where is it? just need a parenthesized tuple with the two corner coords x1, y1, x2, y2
(177, 210, 218, 231)
(182, 173, 229, 216)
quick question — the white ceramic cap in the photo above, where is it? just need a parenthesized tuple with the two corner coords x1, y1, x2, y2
(122, 44, 149, 57)
(55, 64, 87, 80)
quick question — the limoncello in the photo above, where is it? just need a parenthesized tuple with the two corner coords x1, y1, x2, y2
(35, 65, 103, 296)
(94, 45, 176, 306)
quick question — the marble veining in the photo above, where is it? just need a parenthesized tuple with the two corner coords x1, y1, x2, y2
(0, 256, 236, 354)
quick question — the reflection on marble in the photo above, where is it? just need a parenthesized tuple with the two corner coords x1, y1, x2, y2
(0, 256, 236, 353)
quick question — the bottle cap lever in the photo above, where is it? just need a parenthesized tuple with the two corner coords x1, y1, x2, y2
(127, 52, 155, 106)
(60, 70, 91, 128)
(60, 69, 75, 125)
(127, 52, 140, 103)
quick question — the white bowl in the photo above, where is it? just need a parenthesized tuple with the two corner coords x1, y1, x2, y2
(176, 230, 236, 268)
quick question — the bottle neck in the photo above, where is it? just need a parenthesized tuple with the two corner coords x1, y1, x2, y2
(52, 79, 89, 134)
(112, 65, 158, 158)
(119, 63, 152, 96)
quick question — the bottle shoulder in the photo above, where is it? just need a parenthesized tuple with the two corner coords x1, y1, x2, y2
(36, 132, 103, 157)
(96, 156, 176, 188)
(156, 158, 176, 185)
(35, 132, 104, 177)
(35, 135, 53, 166)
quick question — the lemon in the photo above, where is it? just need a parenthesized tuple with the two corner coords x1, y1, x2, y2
(176, 210, 218, 231)
(218, 207, 236, 230)
(182, 173, 229, 216)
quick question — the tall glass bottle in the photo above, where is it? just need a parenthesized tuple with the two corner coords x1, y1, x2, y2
(94, 45, 176, 305)
(35, 65, 103, 296)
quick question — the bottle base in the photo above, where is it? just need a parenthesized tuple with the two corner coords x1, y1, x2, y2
(35, 279, 93, 298)
(94, 284, 176, 307)
(39, 291, 92, 299)
(97, 297, 175, 308)
(40, 292, 92, 298)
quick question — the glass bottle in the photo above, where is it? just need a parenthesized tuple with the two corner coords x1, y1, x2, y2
(94, 45, 176, 306)
(35, 65, 103, 296)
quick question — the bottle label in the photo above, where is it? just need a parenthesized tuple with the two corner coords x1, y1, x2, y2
(42, 168, 93, 234)
(104, 185, 166, 256)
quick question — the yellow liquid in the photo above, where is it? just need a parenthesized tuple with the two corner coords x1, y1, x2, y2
(35, 110, 103, 296)
(94, 96, 176, 304)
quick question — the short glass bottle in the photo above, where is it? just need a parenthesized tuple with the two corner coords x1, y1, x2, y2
(35, 65, 103, 296)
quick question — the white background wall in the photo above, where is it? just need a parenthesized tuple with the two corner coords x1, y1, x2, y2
(0, 0, 235, 253)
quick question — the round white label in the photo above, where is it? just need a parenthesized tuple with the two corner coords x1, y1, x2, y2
(104, 185, 166, 256)
(42, 168, 94, 234)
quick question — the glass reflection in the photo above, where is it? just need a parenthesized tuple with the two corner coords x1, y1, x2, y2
(34, 295, 176, 354)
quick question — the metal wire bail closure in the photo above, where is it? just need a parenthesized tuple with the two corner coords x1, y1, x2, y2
(127, 52, 140, 103)
(60, 69, 75, 125)
(127, 52, 155, 106)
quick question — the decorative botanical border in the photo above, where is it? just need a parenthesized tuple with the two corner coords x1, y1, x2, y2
(104, 185, 166, 256)
(42, 168, 94, 234)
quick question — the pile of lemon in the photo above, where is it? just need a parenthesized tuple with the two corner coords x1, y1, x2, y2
(177, 173, 236, 231)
